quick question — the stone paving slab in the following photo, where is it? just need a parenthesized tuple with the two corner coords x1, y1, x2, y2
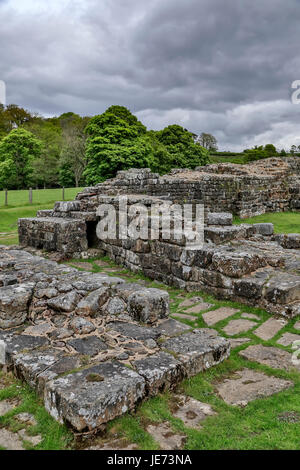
(228, 338, 251, 349)
(202, 307, 239, 326)
(0, 428, 24, 450)
(241, 313, 260, 321)
(277, 332, 300, 346)
(146, 422, 186, 450)
(222, 319, 257, 336)
(254, 317, 287, 341)
(294, 321, 300, 330)
(185, 302, 213, 314)
(172, 395, 216, 429)
(239, 344, 300, 371)
(215, 369, 293, 406)
(0, 399, 15, 416)
(179, 297, 204, 308)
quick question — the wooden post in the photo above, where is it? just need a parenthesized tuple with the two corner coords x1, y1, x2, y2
(29, 187, 33, 204)
(4, 189, 8, 206)
(62, 186, 65, 201)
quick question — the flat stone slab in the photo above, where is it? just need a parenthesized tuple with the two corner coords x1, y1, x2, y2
(0, 428, 24, 450)
(163, 329, 230, 376)
(185, 302, 213, 314)
(239, 344, 300, 371)
(0, 400, 16, 416)
(87, 439, 138, 450)
(241, 313, 260, 321)
(68, 336, 107, 356)
(202, 307, 239, 326)
(222, 319, 257, 336)
(215, 369, 293, 406)
(254, 318, 287, 340)
(154, 318, 191, 337)
(277, 332, 300, 346)
(172, 395, 216, 429)
(44, 362, 146, 431)
(146, 422, 185, 450)
(179, 297, 204, 308)
(228, 338, 251, 349)
(294, 321, 300, 330)
(107, 321, 159, 341)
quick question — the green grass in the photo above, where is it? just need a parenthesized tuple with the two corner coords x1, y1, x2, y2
(0, 187, 84, 245)
(209, 154, 247, 164)
(0, 372, 74, 450)
(234, 211, 300, 234)
(0, 188, 83, 209)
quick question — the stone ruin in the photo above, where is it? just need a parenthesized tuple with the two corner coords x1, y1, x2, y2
(1, 157, 300, 433)
(0, 247, 229, 431)
(18, 157, 300, 319)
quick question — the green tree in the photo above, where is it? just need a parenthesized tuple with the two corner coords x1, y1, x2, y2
(84, 108, 154, 184)
(264, 144, 277, 157)
(0, 128, 42, 189)
(156, 125, 209, 169)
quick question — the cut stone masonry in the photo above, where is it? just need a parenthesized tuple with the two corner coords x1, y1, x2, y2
(18, 159, 300, 319)
(0, 247, 229, 432)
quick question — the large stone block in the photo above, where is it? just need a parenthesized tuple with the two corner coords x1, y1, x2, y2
(0, 283, 35, 329)
(127, 288, 169, 324)
(44, 362, 146, 431)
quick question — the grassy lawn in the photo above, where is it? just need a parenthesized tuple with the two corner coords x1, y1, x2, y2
(0, 188, 84, 245)
(234, 211, 300, 234)
(209, 154, 247, 164)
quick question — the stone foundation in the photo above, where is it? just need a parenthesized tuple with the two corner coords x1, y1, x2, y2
(0, 247, 229, 432)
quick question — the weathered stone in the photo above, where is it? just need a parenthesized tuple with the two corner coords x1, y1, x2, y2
(68, 336, 107, 356)
(0, 283, 34, 329)
(69, 317, 96, 335)
(154, 318, 191, 337)
(16, 412, 37, 426)
(0, 334, 49, 366)
(44, 362, 146, 431)
(48, 328, 73, 340)
(277, 332, 300, 346)
(216, 369, 293, 406)
(222, 319, 257, 336)
(202, 307, 239, 326)
(172, 395, 216, 428)
(47, 291, 80, 313)
(185, 302, 212, 314)
(133, 352, 184, 395)
(0, 400, 16, 416)
(228, 338, 251, 348)
(107, 321, 159, 341)
(253, 223, 274, 236)
(146, 422, 185, 450)
(179, 296, 204, 308)
(103, 297, 127, 316)
(76, 287, 110, 316)
(0, 428, 24, 450)
(207, 212, 233, 226)
(23, 322, 53, 336)
(254, 317, 287, 340)
(239, 344, 300, 371)
(265, 272, 300, 305)
(163, 329, 230, 376)
(127, 288, 169, 324)
(17, 429, 42, 446)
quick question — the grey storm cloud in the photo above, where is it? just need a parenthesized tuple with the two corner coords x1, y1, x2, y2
(0, 0, 300, 150)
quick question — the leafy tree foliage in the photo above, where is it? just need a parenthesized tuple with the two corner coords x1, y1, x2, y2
(196, 132, 218, 152)
(0, 128, 42, 189)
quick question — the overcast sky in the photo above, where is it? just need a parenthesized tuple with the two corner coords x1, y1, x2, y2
(1, 0, 300, 150)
